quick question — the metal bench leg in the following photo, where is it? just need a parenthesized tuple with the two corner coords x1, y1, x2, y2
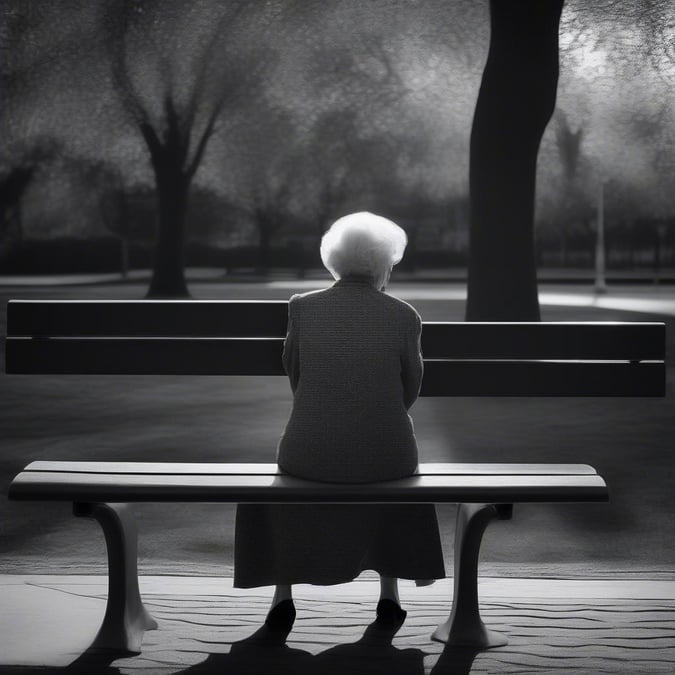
(74, 502, 157, 653)
(432, 502, 512, 648)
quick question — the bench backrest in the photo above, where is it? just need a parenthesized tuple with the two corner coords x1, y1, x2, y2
(5, 300, 666, 396)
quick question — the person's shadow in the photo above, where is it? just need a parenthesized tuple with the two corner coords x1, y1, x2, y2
(176, 621, 427, 675)
(429, 645, 482, 675)
(0, 625, 481, 675)
(176, 624, 312, 675)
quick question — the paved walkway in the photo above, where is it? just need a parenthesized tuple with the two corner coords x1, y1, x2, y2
(271, 280, 675, 316)
(2, 575, 673, 673)
(2, 270, 675, 315)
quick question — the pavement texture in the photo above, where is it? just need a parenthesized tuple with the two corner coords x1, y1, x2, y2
(1, 574, 674, 673)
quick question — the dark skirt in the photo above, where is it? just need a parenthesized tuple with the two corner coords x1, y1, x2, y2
(234, 502, 445, 588)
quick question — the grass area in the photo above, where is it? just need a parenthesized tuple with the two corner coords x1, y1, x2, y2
(1, 281, 674, 576)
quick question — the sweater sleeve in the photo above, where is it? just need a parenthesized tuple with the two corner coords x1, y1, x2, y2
(401, 310, 424, 410)
(282, 295, 300, 393)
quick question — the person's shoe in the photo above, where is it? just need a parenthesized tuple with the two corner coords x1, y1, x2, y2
(265, 599, 296, 631)
(376, 599, 407, 626)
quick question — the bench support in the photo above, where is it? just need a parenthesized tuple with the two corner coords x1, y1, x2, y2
(74, 502, 157, 653)
(432, 502, 513, 648)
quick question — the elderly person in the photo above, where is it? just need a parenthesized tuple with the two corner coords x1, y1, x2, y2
(234, 212, 445, 631)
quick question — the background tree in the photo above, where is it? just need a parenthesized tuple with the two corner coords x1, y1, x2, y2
(103, 0, 272, 297)
(227, 108, 300, 274)
(0, 166, 33, 250)
(550, 109, 592, 266)
(2, 1, 673, 284)
(466, 1, 564, 321)
(0, 137, 68, 254)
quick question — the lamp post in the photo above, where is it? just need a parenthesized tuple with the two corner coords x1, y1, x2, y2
(594, 177, 606, 294)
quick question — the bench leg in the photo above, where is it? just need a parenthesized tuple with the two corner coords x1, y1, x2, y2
(74, 502, 157, 653)
(432, 502, 512, 648)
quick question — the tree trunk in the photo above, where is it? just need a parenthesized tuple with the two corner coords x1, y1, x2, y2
(147, 174, 190, 298)
(466, 0, 564, 321)
(257, 222, 272, 276)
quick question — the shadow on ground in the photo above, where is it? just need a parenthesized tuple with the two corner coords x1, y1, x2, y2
(0, 623, 482, 675)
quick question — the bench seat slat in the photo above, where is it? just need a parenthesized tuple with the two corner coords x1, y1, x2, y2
(5, 338, 665, 395)
(8, 471, 608, 503)
(22, 461, 601, 476)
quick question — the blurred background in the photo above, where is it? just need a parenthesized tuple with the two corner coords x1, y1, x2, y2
(1, 1, 674, 578)
(1, 0, 673, 280)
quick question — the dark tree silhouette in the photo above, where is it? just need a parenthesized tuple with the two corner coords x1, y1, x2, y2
(104, 1, 267, 297)
(250, 179, 292, 275)
(0, 166, 33, 248)
(0, 136, 64, 250)
(550, 109, 590, 266)
(232, 108, 300, 275)
(466, 1, 564, 321)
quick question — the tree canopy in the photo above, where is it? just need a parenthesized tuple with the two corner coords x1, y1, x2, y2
(2, 1, 673, 272)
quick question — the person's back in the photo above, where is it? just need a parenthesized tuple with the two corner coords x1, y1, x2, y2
(278, 279, 422, 483)
(234, 212, 444, 631)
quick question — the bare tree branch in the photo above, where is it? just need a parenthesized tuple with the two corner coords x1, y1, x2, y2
(104, 0, 151, 128)
(182, 1, 248, 136)
(185, 104, 220, 181)
(138, 121, 162, 160)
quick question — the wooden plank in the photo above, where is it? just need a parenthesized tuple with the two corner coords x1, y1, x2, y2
(7, 300, 289, 338)
(422, 321, 666, 360)
(7, 301, 665, 360)
(8, 471, 609, 503)
(5, 337, 286, 375)
(22, 461, 601, 476)
(5, 338, 665, 395)
(422, 462, 600, 475)
(420, 360, 666, 396)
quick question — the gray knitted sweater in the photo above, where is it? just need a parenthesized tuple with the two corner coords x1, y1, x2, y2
(277, 277, 423, 483)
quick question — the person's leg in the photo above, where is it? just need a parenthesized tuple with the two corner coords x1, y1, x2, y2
(265, 584, 295, 631)
(377, 576, 407, 625)
(379, 576, 400, 603)
(272, 584, 293, 607)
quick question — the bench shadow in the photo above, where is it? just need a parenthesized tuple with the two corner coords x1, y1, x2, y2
(429, 645, 482, 675)
(175, 622, 428, 675)
(0, 651, 122, 675)
(0, 627, 481, 675)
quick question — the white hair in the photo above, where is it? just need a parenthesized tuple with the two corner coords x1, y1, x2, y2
(320, 212, 408, 289)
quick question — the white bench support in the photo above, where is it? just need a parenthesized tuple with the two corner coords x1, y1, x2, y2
(432, 502, 513, 648)
(74, 502, 157, 653)
(72, 499, 512, 652)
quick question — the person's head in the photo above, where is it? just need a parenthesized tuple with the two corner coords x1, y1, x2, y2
(320, 212, 408, 290)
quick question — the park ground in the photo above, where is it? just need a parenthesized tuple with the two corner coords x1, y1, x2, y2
(1, 274, 674, 578)
(1, 574, 674, 673)
(1, 275, 674, 672)
(0, 279, 675, 576)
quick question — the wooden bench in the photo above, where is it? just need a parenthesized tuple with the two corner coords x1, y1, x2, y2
(6, 299, 666, 653)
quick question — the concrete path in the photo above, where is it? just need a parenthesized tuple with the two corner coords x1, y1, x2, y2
(1, 575, 673, 673)
(2, 271, 675, 316)
(271, 280, 675, 316)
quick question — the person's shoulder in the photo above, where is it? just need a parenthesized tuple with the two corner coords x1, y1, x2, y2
(288, 286, 333, 314)
(289, 286, 332, 304)
(379, 292, 421, 324)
